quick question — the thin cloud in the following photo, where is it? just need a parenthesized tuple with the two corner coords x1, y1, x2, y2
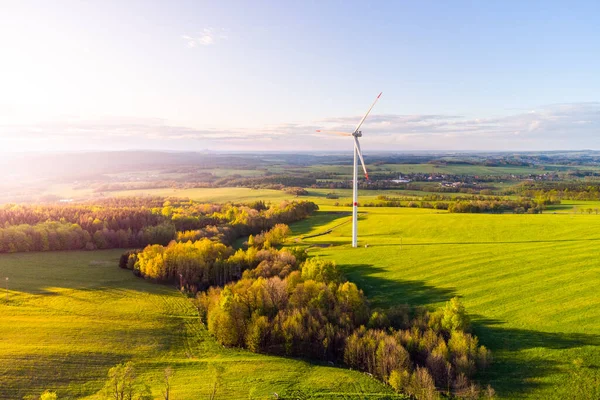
(0, 117, 281, 143)
(310, 103, 600, 141)
(181, 28, 227, 47)
(1, 103, 599, 151)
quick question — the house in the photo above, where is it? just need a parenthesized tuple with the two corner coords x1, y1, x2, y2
(391, 176, 411, 183)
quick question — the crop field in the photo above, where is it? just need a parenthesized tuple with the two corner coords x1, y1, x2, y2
(293, 207, 600, 399)
(0, 251, 396, 400)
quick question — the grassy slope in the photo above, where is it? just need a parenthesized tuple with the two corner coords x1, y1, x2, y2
(0, 251, 397, 400)
(294, 208, 600, 399)
(4, 186, 600, 399)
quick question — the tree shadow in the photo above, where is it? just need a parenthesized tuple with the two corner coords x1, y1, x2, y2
(340, 263, 457, 308)
(472, 317, 600, 352)
(338, 263, 600, 398)
(470, 317, 600, 396)
(0, 350, 124, 399)
(290, 211, 352, 237)
(0, 254, 176, 297)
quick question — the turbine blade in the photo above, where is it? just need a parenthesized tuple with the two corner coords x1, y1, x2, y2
(354, 137, 369, 180)
(315, 130, 352, 137)
(354, 92, 382, 134)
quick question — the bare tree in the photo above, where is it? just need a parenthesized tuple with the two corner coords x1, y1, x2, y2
(162, 366, 174, 400)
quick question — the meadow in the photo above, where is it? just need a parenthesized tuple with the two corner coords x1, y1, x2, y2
(295, 207, 600, 399)
(102, 187, 416, 206)
(0, 251, 397, 399)
(2, 186, 600, 399)
(309, 163, 546, 178)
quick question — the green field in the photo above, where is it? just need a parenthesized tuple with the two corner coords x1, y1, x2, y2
(104, 187, 424, 206)
(307, 163, 550, 178)
(102, 186, 589, 214)
(3, 188, 600, 399)
(0, 251, 397, 400)
(294, 207, 600, 399)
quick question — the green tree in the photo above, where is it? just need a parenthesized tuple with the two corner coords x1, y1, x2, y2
(388, 369, 410, 393)
(429, 297, 471, 334)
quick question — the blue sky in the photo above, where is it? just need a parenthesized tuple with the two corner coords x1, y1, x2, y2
(1, 0, 599, 152)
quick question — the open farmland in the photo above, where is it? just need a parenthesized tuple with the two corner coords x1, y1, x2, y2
(2, 187, 600, 399)
(0, 251, 397, 399)
(294, 207, 600, 399)
(308, 163, 545, 178)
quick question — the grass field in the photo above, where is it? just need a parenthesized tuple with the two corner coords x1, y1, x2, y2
(102, 186, 591, 214)
(292, 208, 600, 399)
(104, 187, 428, 206)
(0, 251, 397, 400)
(3, 188, 600, 399)
(307, 163, 551, 178)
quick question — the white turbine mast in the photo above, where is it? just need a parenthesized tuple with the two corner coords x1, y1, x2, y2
(317, 92, 382, 248)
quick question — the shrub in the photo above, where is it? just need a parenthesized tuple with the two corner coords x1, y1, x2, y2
(429, 297, 471, 334)
(39, 391, 58, 400)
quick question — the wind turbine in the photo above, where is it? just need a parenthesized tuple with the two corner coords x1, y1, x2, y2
(317, 92, 382, 248)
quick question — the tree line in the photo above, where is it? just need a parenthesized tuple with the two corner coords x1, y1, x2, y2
(342, 194, 547, 214)
(122, 225, 494, 398)
(196, 255, 493, 398)
(0, 198, 318, 253)
(512, 182, 600, 201)
(120, 224, 304, 292)
(446, 199, 542, 214)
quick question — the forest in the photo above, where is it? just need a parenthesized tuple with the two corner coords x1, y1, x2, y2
(357, 195, 550, 214)
(0, 198, 318, 253)
(511, 181, 600, 200)
(120, 222, 494, 398)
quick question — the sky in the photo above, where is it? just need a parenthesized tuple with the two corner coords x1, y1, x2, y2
(1, 0, 599, 153)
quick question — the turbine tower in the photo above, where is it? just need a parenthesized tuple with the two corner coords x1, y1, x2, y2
(317, 92, 382, 248)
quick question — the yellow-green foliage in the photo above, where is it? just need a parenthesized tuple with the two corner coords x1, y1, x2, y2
(300, 258, 341, 283)
(201, 260, 371, 358)
(135, 239, 233, 284)
(429, 297, 471, 333)
(0, 250, 399, 399)
(39, 391, 58, 400)
(249, 223, 292, 249)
